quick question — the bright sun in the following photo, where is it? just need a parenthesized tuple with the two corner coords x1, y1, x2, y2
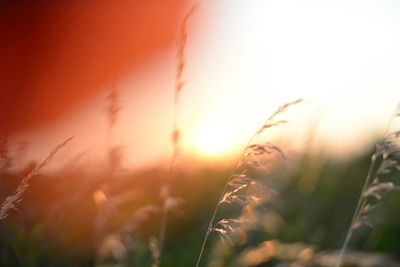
(191, 118, 239, 157)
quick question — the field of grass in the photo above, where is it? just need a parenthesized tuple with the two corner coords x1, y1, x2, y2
(1, 3, 400, 267)
(0, 121, 400, 267)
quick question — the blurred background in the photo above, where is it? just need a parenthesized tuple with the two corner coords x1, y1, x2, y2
(1, 0, 400, 266)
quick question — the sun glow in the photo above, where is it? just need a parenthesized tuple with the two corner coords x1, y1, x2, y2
(191, 117, 240, 157)
(183, 0, 400, 159)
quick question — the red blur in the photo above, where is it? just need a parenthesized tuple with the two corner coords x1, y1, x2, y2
(0, 0, 185, 132)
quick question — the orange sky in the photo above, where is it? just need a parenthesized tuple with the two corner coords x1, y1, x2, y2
(0, 0, 186, 131)
(6, 0, 400, 171)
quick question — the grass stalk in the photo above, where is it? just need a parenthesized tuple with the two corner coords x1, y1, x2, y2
(0, 137, 73, 221)
(157, 5, 199, 267)
(195, 99, 302, 267)
(335, 157, 377, 267)
(336, 102, 400, 267)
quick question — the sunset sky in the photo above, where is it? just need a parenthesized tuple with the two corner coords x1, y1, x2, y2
(9, 0, 400, 170)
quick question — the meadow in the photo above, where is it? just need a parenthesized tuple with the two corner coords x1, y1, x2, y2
(1, 94, 399, 267)
(1, 129, 400, 267)
(1, 2, 400, 267)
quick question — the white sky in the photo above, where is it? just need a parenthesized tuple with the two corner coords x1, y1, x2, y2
(182, 0, 400, 156)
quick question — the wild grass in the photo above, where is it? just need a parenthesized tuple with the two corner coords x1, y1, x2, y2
(0, 137, 73, 221)
(1, 4, 400, 267)
(155, 5, 198, 266)
(195, 99, 302, 267)
(171, 4, 198, 169)
(336, 103, 400, 267)
(94, 6, 198, 267)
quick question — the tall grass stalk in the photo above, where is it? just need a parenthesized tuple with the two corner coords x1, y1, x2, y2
(195, 99, 302, 267)
(156, 5, 198, 267)
(94, 79, 121, 252)
(0, 137, 73, 221)
(336, 103, 400, 267)
(170, 4, 198, 170)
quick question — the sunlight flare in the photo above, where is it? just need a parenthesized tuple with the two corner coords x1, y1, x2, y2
(191, 117, 239, 157)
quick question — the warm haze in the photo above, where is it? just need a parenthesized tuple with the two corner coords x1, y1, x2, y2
(8, 0, 400, 169)
(2, 2, 400, 267)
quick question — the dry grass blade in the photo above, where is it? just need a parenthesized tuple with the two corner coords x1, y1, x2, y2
(172, 4, 198, 162)
(175, 4, 198, 95)
(336, 102, 400, 267)
(266, 99, 302, 124)
(0, 137, 73, 221)
(246, 142, 286, 159)
(255, 99, 302, 135)
(195, 99, 302, 267)
(211, 219, 244, 246)
(363, 182, 400, 200)
(152, 6, 199, 267)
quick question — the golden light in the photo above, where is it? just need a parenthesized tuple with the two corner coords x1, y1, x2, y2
(191, 117, 240, 157)
(183, 0, 400, 159)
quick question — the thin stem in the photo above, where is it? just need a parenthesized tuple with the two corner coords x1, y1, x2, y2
(158, 205, 168, 267)
(336, 102, 400, 267)
(194, 205, 218, 267)
(336, 155, 378, 267)
(159, 6, 198, 267)
(0, 137, 73, 221)
(194, 134, 259, 267)
(194, 100, 302, 267)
